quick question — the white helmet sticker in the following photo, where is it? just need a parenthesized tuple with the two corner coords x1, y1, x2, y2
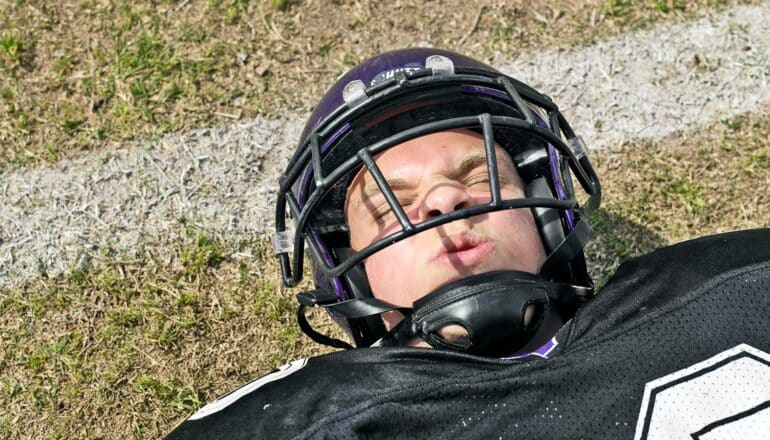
(369, 66, 422, 86)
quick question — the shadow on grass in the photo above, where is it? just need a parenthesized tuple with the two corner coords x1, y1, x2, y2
(585, 208, 669, 289)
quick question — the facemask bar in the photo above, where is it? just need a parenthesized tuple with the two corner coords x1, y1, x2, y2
(281, 70, 580, 198)
(276, 75, 601, 288)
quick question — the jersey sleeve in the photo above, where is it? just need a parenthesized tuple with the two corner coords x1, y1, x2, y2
(165, 358, 309, 439)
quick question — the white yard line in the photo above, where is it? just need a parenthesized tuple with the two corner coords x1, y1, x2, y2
(500, 2, 770, 149)
(1, 2, 769, 285)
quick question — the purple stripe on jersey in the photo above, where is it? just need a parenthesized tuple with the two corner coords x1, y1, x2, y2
(502, 336, 559, 360)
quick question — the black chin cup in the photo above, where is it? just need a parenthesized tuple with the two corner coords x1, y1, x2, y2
(296, 270, 590, 355)
(382, 271, 578, 356)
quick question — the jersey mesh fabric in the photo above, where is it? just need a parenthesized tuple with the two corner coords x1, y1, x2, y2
(166, 229, 770, 440)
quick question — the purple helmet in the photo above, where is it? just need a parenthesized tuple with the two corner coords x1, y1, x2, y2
(274, 48, 601, 349)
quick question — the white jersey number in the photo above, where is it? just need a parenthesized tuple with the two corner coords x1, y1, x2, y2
(634, 344, 770, 439)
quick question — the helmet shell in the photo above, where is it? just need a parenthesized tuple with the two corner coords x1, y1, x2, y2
(299, 48, 499, 146)
(278, 48, 600, 347)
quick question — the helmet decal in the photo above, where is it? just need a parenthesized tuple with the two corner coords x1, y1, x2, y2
(370, 66, 423, 86)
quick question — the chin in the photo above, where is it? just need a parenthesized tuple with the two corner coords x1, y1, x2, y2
(432, 257, 527, 287)
(423, 267, 486, 294)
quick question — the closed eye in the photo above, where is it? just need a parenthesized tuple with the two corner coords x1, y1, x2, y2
(465, 175, 490, 188)
(464, 172, 510, 190)
(372, 196, 416, 221)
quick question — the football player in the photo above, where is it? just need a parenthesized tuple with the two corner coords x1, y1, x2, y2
(167, 48, 770, 439)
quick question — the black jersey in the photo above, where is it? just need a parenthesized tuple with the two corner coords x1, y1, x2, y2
(167, 229, 770, 439)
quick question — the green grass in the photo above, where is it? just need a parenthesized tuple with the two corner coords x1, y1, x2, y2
(270, 0, 291, 10)
(0, 232, 333, 438)
(180, 230, 224, 276)
(0, 0, 757, 167)
(602, 0, 634, 17)
(2, 110, 769, 438)
(0, 34, 23, 63)
(0, 1, 276, 166)
(665, 181, 708, 216)
(1, 1, 768, 438)
(653, 0, 687, 13)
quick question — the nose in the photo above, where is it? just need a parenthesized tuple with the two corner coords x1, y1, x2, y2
(420, 182, 472, 220)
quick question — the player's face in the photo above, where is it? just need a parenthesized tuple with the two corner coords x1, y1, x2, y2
(345, 129, 546, 329)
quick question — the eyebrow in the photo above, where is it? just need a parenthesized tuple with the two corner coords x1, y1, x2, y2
(360, 151, 490, 199)
(452, 153, 489, 180)
(362, 177, 412, 198)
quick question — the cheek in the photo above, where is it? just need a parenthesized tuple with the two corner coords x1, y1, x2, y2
(347, 211, 368, 252)
(484, 209, 546, 271)
(362, 239, 420, 307)
(348, 212, 403, 253)
(363, 251, 399, 305)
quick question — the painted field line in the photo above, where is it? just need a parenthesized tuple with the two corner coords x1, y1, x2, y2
(1, 2, 768, 285)
(501, 1, 770, 149)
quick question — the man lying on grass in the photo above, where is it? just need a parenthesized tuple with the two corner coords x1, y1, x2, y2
(167, 48, 770, 439)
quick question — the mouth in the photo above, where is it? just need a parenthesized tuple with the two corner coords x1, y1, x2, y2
(431, 233, 496, 268)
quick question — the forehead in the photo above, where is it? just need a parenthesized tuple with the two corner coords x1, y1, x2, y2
(351, 129, 494, 183)
(374, 129, 485, 169)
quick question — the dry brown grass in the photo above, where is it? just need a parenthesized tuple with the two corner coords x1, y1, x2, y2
(0, 231, 341, 438)
(2, 1, 769, 438)
(1, 0, 756, 167)
(2, 109, 768, 439)
(587, 105, 770, 284)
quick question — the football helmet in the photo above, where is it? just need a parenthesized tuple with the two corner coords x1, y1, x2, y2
(274, 48, 601, 353)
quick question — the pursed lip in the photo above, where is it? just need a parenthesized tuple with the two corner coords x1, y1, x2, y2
(431, 232, 496, 267)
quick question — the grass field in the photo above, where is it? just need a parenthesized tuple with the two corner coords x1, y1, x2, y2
(1, 1, 768, 438)
(0, 0, 752, 167)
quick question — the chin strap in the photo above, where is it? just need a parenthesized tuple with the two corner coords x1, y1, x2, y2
(295, 289, 407, 350)
(378, 271, 587, 356)
(538, 219, 594, 284)
(296, 305, 354, 350)
(295, 270, 592, 356)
